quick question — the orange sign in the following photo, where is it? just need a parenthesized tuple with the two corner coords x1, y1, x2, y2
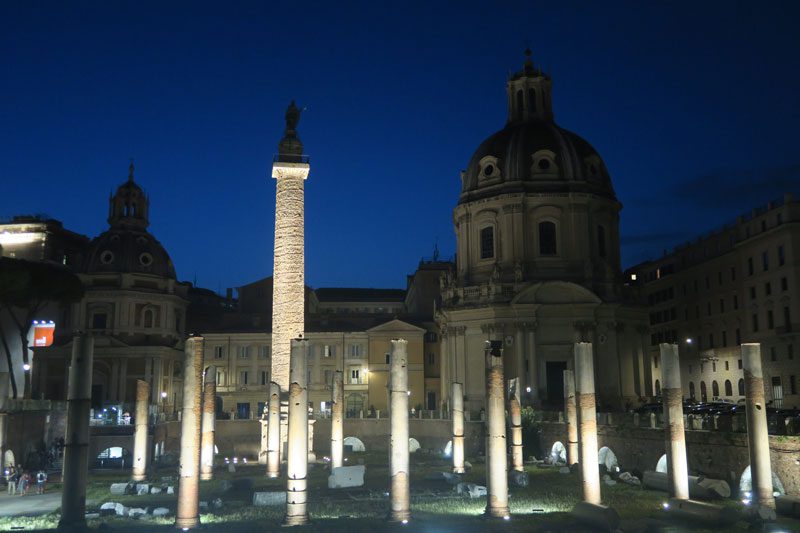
(32, 322, 55, 347)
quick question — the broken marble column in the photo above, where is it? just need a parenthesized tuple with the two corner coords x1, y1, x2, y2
(484, 340, 509, 519)
(59, 334, 94, 529)
(132, 379, 150, 481)
(200, 371, 216, 481)
(451, 381, 465, 474)
(331, 370, 344, 469)
(389, 339, 411, 522)
(176, 336, 204, 529)
(284, 338, 309, 526)
(660, 343, 689, 500)
(564, 369, 579, 466)
(508, 378, 524, 472)
(742, 343, 776, 515)
(574, 342, 601, 505)
(266, 381, 281, 478)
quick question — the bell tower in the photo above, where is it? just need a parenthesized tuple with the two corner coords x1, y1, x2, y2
(506, 48, 553, 123)
(108, 162, 149, 230)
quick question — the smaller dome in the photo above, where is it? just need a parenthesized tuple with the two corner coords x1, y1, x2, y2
(84, 228, 176, 279)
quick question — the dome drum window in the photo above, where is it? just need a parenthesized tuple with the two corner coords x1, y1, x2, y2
(478, 156, 501, 182)
(139, 252, 153, 266)
(479, 226, 495, 260)
(531, 150, 558, 177)
(99, 250, 115, 264)
(538, 221, 558, 256)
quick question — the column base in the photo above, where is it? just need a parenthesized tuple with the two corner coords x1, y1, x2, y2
(131, 474, 146, 482)
(388, 510, 411, 523)
(200, 472, 213, 481)
(283, 514, 309, 527)
(484, 506, 510, 519)
(174, 516, 200, 529)
(453, 467, 465, 474)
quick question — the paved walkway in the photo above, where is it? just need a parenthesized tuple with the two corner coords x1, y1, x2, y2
(0, 491, 61, 517)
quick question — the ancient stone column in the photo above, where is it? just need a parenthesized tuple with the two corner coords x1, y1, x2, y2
(131, 379, 150, 481)
(271, 102, 309, 392)
(59, 334, 94, 529)
(484, 340, 510, 518)
(266, 381, 281, 478)
(389, 339, 411, 522)
(742, 343, 776, 513)
(660, 343, 689, 500)
(563, 369, 579, 466)
(200, 372, 216, 481)
(0, 371, 8, 472)
(451, 381, 465, 474)
(176, 336, 204, 530)
(284, 338, 309, 526)
(508, 378, 524, 472)
(574, 342, 601, 505)
(330, 370, 344, 469)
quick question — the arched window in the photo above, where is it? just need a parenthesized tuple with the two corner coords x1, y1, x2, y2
(131, 203, 137, 216)
(528, 87, 536, 113)
(123, 204, 129, 216)
(143, 309, 154, 328)
(539, 221, 557, 255)
(654, 379, 661, 397)
(738, 378, 745, 396)
(712, 380, 719, 398)
(700, 381, 707, 401)
(516, 90, 524, 117)
(597, 225, 607, 258)
(689, 381, 695, 399)
(480, 226, 494, 259)
(725, 379, 733, 396)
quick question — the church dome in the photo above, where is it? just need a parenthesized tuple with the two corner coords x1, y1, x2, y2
(84, 163, 177, 279)
(84, 228, 176, 278)
(459, 50, 616, 205)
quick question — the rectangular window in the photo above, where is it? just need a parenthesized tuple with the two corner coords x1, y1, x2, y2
(239, 346, 250, 359)
(712, 361, 716, 372)
(236, 402, 250, 420)
(350, 369, 360, 384)
(778, 245, 785, 266)
(324, 370, 333, 386)
(719, 299, 724, 313)
(749, 286, 756, 299)
(791, 376, 797, 395)
(240, 370, 249, 385)
(765, 282, 772, 296)
(785, 307, 792, 332)
(259, 345, 270, 359)
(730, 266, 736, 281)
(705, 276, 710, 289)
(722, 330, 728, 347)
(480, 226, 494, 259)
(752, 314, 759, 332)
(725, 360, 729, 371)
(261, 371, 268, 385)
(789, 345, 794, 360)
(738, 359, 743, 369)
(736, 328, 741, 345)
(323, 345, 332, 357)
(748, 257, 754, 276)
(770, 347, 777, 362)
(539, 221, 558, 255)
(707, 302, 712, 316)
(214, 346, 225, 359)
(781, 277, 788, 291)
(717, 271, 722, 285)
(216, 371, 226, 386)
(709, 334, 714, 349)
(762, 251, 769, 271)
(733, 295, 739, 310)
(768, 310, 774, 329)
(92, 313, 108, 329)
(427, 353, 434, 365)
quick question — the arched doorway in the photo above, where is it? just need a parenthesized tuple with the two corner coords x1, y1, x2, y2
(700, 381, 707, 402)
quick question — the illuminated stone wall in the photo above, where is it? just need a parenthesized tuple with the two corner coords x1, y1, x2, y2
(271, 162, 309, 390)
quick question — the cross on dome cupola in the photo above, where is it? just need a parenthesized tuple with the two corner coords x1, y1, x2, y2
(506, 48, 553, 123)
(107, 161, 150, 229)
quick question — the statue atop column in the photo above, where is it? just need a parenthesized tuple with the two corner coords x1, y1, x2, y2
(278, 100, 304, 159)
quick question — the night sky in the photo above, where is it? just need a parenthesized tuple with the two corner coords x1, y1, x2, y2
(2, 2, 798, 292)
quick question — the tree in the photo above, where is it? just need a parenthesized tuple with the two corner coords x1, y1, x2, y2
(0, 257, 84, 398)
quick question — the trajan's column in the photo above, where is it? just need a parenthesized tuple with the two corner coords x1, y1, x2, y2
(271, 101, 309, 390)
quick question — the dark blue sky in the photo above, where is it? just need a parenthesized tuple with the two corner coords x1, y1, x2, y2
(2, 1, 798, 291)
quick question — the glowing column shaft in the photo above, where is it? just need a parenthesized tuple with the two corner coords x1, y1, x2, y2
(132, 379, 149, 481)
(509, 379, 524, 472)
(484, 340, 509, 518)
(284, 339, 309, 526)
(563, 369, 579, 466)
(660, 344, 689, 500)
(742, 343, 776, 511)
(575, 342, 601, 505)
(200, 374, 216, 481)
(389, 339, 411, 522)
(176, 336, 204, 529)
(331, 370, 344, 469)
(59, 334, 94, 529)
(271, 163, 309, 391)
(266, 381, 281, 478)
(451, 381, 465, 474)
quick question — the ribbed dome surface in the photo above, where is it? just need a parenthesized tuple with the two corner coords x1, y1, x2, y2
(459, 119, 616, 204)
(84, 228, 176, 279)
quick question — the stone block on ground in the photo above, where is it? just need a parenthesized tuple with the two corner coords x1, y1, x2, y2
(558, 466, 571, 474)
(199, 501, 209, 511)
(84, 513, 100, 519)
(328, 465, 366, 489)
(100, 502, 117, 516)
(110, 483, 129, 495)
(136, 483, 149, 495)
(128, 507, 147, 518)
(227, 463, 236, 473)
(151, 507, 170, 517)
(219, 479, 234, 492)
(114, 503, 129, 516)
(166, 486, 175, 495)
(150, 486, 162, 494)
(210, 498, 223, 510)
(510, 470, 529, 487)
(253, 491, 286, 506)
(464, 461, 472, 470)
(619, 471, 641, 486)
(455, 482, 487, 499)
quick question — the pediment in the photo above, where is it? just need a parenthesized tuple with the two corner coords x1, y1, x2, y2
(367, 319, 425, 334)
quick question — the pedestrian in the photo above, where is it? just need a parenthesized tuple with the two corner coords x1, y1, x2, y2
(18, 471, 29, 496)
(35, 470, 47, 494)
(5, 466, 16, 495)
